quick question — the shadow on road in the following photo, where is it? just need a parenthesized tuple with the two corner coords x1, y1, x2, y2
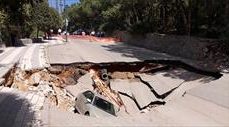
(161, 68, 216, 83)
(102, 43, 221, 83)
(0, 92, 36, 127)
(102, 43, 172, 61)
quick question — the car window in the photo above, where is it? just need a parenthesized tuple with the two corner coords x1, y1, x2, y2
(93, 96, 115, 115)
(83, 91, 94, 103)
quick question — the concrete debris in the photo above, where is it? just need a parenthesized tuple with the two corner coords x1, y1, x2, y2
(28, 72, 42, 86)
(89, 69, 128, 112)
(37, 82, 55, 96)
(3, 61, 220, 116)
(4, 67, 79, 111)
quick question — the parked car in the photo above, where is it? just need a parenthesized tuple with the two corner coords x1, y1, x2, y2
(95, 31, 105, 37)
(74, 90, 118, 117)
(72, 29, 84, 35)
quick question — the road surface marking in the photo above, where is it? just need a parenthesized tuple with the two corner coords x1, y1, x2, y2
(19, 45, 37, 70)
(39, 45, 50, 68)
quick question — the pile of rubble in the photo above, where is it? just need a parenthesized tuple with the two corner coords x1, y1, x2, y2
(3, 61, 218, 116)
(4, 66, 87, 111)
(2, 62, 178, 113)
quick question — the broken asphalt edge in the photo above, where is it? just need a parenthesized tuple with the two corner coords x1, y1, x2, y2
(0, 63, 16, 85)
(50, 59, 223, 79)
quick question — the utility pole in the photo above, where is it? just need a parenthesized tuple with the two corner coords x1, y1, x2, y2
(64, 0, 68, 42)
(65, 19, 68, 42)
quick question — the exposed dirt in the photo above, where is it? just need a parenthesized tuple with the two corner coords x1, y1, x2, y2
(3, 66, 86, 111)
(203, 41, 229, 70)
(3, 60, 222, 116)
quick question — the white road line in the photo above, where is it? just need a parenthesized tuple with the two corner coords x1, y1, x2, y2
(0, 47, 25, 64)
(39, 45, 50, 68)
(19, 45, 37, 70)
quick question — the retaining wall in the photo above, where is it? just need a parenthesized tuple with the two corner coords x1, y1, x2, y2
(115, 31, 214, 60)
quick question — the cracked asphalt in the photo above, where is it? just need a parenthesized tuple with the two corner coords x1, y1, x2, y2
(46, 38, 229, 126)
(0, 38, 229, 126)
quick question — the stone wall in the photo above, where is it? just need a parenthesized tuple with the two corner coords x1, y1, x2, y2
(115, 31, 214, 60)
(17, 38, 33, 45)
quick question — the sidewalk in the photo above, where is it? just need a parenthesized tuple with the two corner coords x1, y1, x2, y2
(0, 87, 45, 127)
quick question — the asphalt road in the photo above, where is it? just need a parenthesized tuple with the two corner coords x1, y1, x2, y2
(0, 38, 228, 126)
(48, 39, 175, 64)
(46, 38, 229, 126)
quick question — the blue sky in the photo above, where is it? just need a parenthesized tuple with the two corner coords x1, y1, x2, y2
(49, 0, 79, 8)
(65, 0, 79, 6)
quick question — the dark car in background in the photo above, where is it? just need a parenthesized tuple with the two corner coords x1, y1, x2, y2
(72, 29, 84, 35)
(95, 31, 105, 37)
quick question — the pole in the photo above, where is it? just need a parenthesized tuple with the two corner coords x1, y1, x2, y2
(65, 19, 68, 42)
(64, 0, 68, 42)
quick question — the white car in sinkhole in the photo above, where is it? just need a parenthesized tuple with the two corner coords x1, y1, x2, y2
(74, 90, 118, 117)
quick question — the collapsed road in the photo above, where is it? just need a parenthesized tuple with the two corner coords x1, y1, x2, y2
(2, 60, 222, 116)
(0, 38, 228, 126)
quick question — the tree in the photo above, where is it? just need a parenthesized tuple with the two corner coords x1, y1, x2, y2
(58, 0, 229, 40)
(0, 10, 6, 28)
(32, 2, 62, 38)
(0, 0, 45, 45)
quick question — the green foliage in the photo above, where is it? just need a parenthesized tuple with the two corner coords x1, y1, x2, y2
(0, 10, 6, 27)
(64, 0, 229, 40)
(64, 0, 113, 32)
(32, 2, 62, 34)
(0, 0, 42, 44)
(0, 0, 50, 42)
(30, 28, 44, 38)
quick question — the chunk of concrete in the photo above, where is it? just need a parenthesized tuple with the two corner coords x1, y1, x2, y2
(138, 72, 184, 95)
(111, 79, 159, 109)
(65, 73, 94, 97)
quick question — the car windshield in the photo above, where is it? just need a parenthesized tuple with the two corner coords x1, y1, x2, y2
(93, 96, 115, 115)
(83, 91, 94, 103)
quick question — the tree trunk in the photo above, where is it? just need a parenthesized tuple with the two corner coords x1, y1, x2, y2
(36, 28, 39, 39)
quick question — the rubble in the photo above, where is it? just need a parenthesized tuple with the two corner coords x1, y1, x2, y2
(3, 67, 81, 111)
(89, 69, 126, 109)
(3, 61, 222, 116)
